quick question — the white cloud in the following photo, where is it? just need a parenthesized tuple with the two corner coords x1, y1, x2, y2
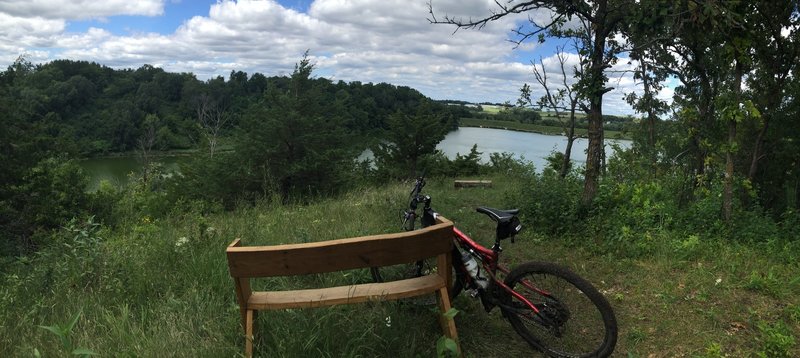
(0, 0, 642, 115)
(0, 0, 164, 20)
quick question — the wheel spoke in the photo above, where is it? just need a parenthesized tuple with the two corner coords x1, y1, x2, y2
(503, 263, 616, 357)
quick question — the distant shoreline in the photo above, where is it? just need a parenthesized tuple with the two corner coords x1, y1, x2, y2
(457, 117, 631, 140)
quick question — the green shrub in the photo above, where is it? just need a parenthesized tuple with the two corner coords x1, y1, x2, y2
(21, 157, 90, 230)
(519, 170, 584, 235)
(543, 151, 572, 175)
(756, 321, 796, 358)
(488, 152, 532, 176)
(88, 180, 122, 226)
(449, 144, 483, 176)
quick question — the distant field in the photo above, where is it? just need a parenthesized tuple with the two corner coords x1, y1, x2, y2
(480, 104, 504, 114)
(539, 111, 587, 121)
(459, 117, 630, 140)
(478, 106, 587, 121)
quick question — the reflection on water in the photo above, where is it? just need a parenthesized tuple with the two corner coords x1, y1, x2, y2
(80, 156, 184, 191)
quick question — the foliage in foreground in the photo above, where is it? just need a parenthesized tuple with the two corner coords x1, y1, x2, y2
(1, 160, 798, 356)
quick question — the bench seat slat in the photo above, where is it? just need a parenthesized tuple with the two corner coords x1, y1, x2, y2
(248, 275, 445, 310)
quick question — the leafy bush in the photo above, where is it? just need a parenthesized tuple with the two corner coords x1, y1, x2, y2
(543, 151, 572, 175)
(519, 170, 584, 235)
(0, 157, 91, 255)
(756, 321, 796, 358)
(114, 163, 175, 219)
(448, 144, 483, 176)
(88, 180, 122, 226)
(21, 157, 90, 231)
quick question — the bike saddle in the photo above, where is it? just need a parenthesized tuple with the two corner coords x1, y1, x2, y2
(476, 207, 519, 224)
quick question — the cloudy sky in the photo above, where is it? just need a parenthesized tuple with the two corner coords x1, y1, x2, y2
(0, 0, 662, 115)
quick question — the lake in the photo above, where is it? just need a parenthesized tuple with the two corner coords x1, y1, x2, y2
(80, 155, 185, 191)
(80, 127, 630, 190)
(438, 127, 630, 169)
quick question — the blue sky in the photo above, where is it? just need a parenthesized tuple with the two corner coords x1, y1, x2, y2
(1, 0, 654, 115)
(65, 1, 214, 35)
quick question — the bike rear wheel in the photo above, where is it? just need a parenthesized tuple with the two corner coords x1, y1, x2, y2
(502, 262, 617, 357)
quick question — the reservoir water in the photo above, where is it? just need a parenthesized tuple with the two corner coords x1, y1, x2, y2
(438, 127, 630, 170)
(80, 127, 630, 190)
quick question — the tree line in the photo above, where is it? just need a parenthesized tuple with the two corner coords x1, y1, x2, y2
(431, 0, 800, 219)
(0, 57, 457, 156)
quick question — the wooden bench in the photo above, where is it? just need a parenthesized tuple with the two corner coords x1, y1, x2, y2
(454, 179, 493, 188)
(226, 217, 460, 357)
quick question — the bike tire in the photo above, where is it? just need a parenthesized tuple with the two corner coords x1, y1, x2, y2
(448, 246, 466, 299)
(502, 262, 617, 358)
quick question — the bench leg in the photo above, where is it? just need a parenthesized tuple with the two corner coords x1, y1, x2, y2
(436, 287, 461, 356)
(245, 309, 254, 358)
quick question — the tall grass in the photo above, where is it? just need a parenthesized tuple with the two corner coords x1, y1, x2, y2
(0, 177, 524, 357)
(1, 173, 798, 356)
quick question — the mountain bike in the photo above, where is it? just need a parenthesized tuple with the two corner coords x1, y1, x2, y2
(370, 175, 434, 283)
(372, 175, 618, 357)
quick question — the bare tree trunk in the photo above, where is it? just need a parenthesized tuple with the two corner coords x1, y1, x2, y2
(641, 61, 656, 152)
(138, 123, 156, 182)
(748, 118, 768, 181)
(196, 94, 229, 158)
(690, 84, 713, 190)
(723, 120, 736, 220)
(581, 4, 609, 207)
(528, 47, 583, 179)
(724, 60, 743, 222)
(583, 104, 604, 205)
(561, 137, 575, 178)
(560, 111, 577, 179)
(796, 176, 800, 210)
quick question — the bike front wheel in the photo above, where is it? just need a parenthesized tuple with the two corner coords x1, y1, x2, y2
(502, 262, 617, 357)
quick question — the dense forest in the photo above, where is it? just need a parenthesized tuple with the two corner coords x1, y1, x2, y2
(0, 57, 459, 156)
(0, 55, 476, 256)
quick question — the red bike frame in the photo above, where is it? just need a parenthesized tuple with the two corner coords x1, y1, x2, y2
(452, 226, 549, 315)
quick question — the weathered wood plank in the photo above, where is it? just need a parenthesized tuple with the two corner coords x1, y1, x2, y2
(247, 274, 445, 310)
(227, 221, 453, 278)
(454, 180, 492, 188)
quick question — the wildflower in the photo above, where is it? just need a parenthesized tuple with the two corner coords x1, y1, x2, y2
(384, 316, 392, 327)
(715, 278, 722, 286)
(176, 237, 189, 247)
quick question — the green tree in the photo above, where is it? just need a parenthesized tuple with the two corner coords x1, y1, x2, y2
(742, 1, 800, 211)
(373, 100, 448, 178)
(237, 53, 356, 201)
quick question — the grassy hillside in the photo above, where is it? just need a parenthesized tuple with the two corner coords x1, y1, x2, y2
(1, 175, 797, 357)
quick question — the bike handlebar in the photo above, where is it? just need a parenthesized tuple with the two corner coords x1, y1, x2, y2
(407, 175, 426, 209)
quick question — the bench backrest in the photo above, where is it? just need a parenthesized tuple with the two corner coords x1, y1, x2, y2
(227, 218, 454, 278)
